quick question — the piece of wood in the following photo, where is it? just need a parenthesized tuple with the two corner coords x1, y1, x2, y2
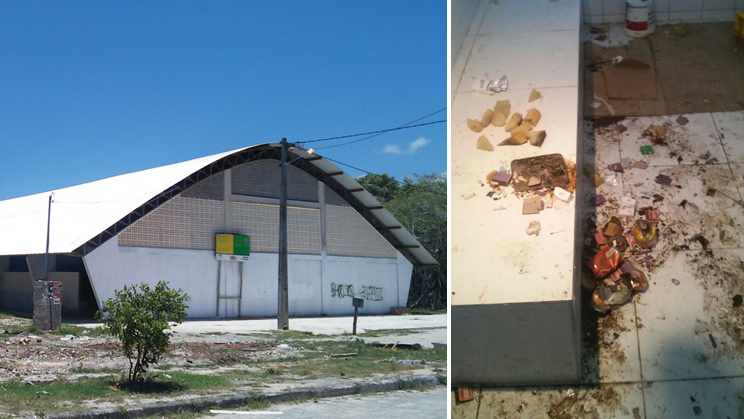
(504, 112, 522, 131)
(476, 135, 494, 151)
(524, 108, 541, 126)
(492, 100, 510, 127)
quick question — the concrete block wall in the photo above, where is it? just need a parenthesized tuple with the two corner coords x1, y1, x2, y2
(584, 0, 744, 24)
(0, 271, 80, 313)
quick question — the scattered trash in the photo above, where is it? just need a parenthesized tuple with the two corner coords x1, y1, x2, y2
(511, 154, 569, 192)
(621, 157, 632, 168)
(609, 162, 625, 173)
(611, 55, 623, 65)
(467, 118, 485, 132)
(734, 294, 743, 307)
(640, 145, 655, 155)
(327, 352, 358, 358)
(547, 390, 578, 419)
(604, 173, 618, 186)
(672, 278, 680, 285)
(491, 171, 511, 186)
(527, 130, 547, 147)
(595, 33, 607, 41)
(522, 196, 543, 214)
(505, 112, 523, 131)
(368, 342, 421, 350)
(528, 177, 541, 187)
(492, 100, 510, 127)
(676, 116, 689, 125)
(604, 332, 621, 346)
(593, 94, 616, 115)
(477, 179, 484, 187)
(524, 108, 541, 126)
(472, 74, 508, 94)
(691, 234, 709, 250)
(589, 246, 622, 278)
(655, 174, 672, 185)
(590, 102, 602, 109)
(619, 196, 637, 217)
(604, 217, 624, 237)
(594, 194, 606, 206)
(463, 193, 476, 200)
(594, 175, 605, 187)
(526, 220, 541, 236)
(554, 187, 573, 203)
(457, 386, 474, 402)
(528, 89, 542, 102)
(476, 135, 494, 151)
(229, 338, 239, 344)
(616, 123, 627, 133)
(277, 344, 294, 350)
(673, 22, 689, 37)
(709, 334, 717, 349)
(644, 254, 654, 269)
(633, 160, 649, 169)
(633, 220, 658, 249)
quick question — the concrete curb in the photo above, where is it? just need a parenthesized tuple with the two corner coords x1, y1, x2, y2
(43, 374, 445, 418)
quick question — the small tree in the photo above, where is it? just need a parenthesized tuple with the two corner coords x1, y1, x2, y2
(96, 281, 190, 384)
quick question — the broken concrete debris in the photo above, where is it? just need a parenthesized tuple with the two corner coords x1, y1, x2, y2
(527, 130, 546, 147)
(509, 121, 533, 136)
(672, 278, 680, 285)
(498, 133, 528, 146)
(511, 154, 569, 192)
(524, 108, 541, 126)
(547, 390, 577, 419)
(476, 135, 494, 152)
(467, 118, 485, 133)
(481, 108, 494, 126)
(526, 220, 541, 236)
(655, 174, 673, 185)
(492, 100, 510, 127)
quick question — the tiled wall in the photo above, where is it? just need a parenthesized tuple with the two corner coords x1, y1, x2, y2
(584, 0, 743, 24)
(326, 205, 397, 259)
(232, 159, 319, 202)
(325, 185, 350, 207)
(231, 202, 322, 255)
(182, 172, 224, 201)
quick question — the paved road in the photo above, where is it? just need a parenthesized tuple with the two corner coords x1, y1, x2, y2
(209, 387, 447, 418)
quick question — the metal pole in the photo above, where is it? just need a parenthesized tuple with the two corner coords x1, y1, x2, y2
(44, 193, 53, 280)
(278, 138, 289, 330)
(353, 306, 359, 335)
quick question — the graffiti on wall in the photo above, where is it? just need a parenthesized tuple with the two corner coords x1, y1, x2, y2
(330, 283, 383, 301)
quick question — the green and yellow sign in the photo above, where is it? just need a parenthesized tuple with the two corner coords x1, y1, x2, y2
(215, 234, 250, 261)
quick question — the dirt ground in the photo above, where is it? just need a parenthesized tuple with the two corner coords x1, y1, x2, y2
(585, 22, 744, 118)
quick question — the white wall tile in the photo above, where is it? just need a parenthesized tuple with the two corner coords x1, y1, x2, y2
(604, 13, 626, 22)
(738, 0, 744, 10)
(656, 11, 670, 22)
(655, 0, 671, 13)
(703, 0, 735, 10)
(584, 0, 603, 15)
(585, 13, 605, 24)
(669, 10, 703, 20)
(702, 9, 737, 19)
(603, 0, 626, 15)
(670, 0, 703, 12)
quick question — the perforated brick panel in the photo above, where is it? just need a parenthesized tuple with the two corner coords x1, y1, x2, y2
(326, 205, 396, 258)
(119, 197, 224, 250)
(232, 160, 318, 202)
(181, 172, 224, 201)
(231, 202, 321, 255)
(324, 185, 349, 206)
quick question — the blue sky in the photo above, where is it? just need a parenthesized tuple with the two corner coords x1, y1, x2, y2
(0, 1, 446, 201)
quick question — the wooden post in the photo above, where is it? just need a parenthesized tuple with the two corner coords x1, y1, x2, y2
(353, 305, 359, 335)
(352, 298, 364, 335)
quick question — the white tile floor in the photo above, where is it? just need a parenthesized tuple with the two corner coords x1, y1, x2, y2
(452, 111, 744, 418)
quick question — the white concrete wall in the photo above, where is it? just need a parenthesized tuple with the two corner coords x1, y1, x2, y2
(452, 300, 580, 385)
(84, 236, 413, 319)
(451, 0, 481, 70)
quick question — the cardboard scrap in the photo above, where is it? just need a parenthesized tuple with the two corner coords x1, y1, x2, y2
(524, 108, 541, 126)
(481, 109, 494, 126)
(603, 46, 656, 100)
(476, 135, 494, 152)
(619, 196, 636, 217)
(608, 163, 624, 173)
(509, 121, 533, 136)
(523, 196, 542, 214)
(492, 100, 510, 127)
(633, 160, 648, 169)
(528, 89, 542, 102)
(467, 118, 485, 133)
(528, 177, 541, 187)
(505, 112, 523, 131)
(527, 131, 546, 147)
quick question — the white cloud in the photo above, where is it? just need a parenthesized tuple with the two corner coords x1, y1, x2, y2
(382, 137, 432, 155)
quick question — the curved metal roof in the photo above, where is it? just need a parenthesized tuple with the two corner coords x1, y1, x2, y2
(0, 144, 438, 266)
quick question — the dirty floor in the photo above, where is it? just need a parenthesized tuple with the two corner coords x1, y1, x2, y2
(452, 110, 744, 418)
(585, 22, 744, 118)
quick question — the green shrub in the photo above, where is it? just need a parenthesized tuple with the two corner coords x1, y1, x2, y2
(95, 281, 190, 383)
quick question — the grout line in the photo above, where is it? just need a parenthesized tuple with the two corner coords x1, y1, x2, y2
(453, 0, 489, 96)
(633, 300, 648, 418)
(711, 113, 744, 204)
(475, 386, 483, 418)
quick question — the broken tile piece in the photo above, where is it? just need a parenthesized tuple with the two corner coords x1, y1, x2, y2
(498, 134, 528, 146)
(619, 196, 636, 217)
(505, 112, 522, 131)
(633, 160, 649, 169)
(526, 220, 541, 236)
(594, 194, 606, 205)
(676, 115, 689, 125)
(524, 108, 541, 126)
(528, 89, 542, 102)
(527, 130, 546, 147)
(492, 171, 511, 186)
(655, 174, 672, 185)
(481, 109, 494, 126)
(522, 197, 542, 215)
(467, 118, 485, 133)
(528, 176, 541, 187)
(476, 135, 494, 152)
(621, 157, 632, 168)
(492, 100, 510, 127)
(594, 175, 605, 187)
(595, 233, 607, 246)
(509, 121, 533, 135)
(616, 124, 627, 133)
(608, 162, 624, 173)
(554, 187, 573, 202)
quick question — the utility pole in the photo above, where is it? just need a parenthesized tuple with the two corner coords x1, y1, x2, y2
(44, 193, 53, 279)
(277, 138, 289, 330)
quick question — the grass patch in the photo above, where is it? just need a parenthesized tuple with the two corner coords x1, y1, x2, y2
(53, 323, 109, 337)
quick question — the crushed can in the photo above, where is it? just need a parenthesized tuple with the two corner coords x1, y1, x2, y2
(588, 246, 622, 278)
(592, 276, 633, 312)
(633, 220, 658, 249)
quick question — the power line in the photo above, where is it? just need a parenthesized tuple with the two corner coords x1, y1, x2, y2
(322, 156, 405, 185)
(317, 107, 447, 150)
(300, 119, 446, 145)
